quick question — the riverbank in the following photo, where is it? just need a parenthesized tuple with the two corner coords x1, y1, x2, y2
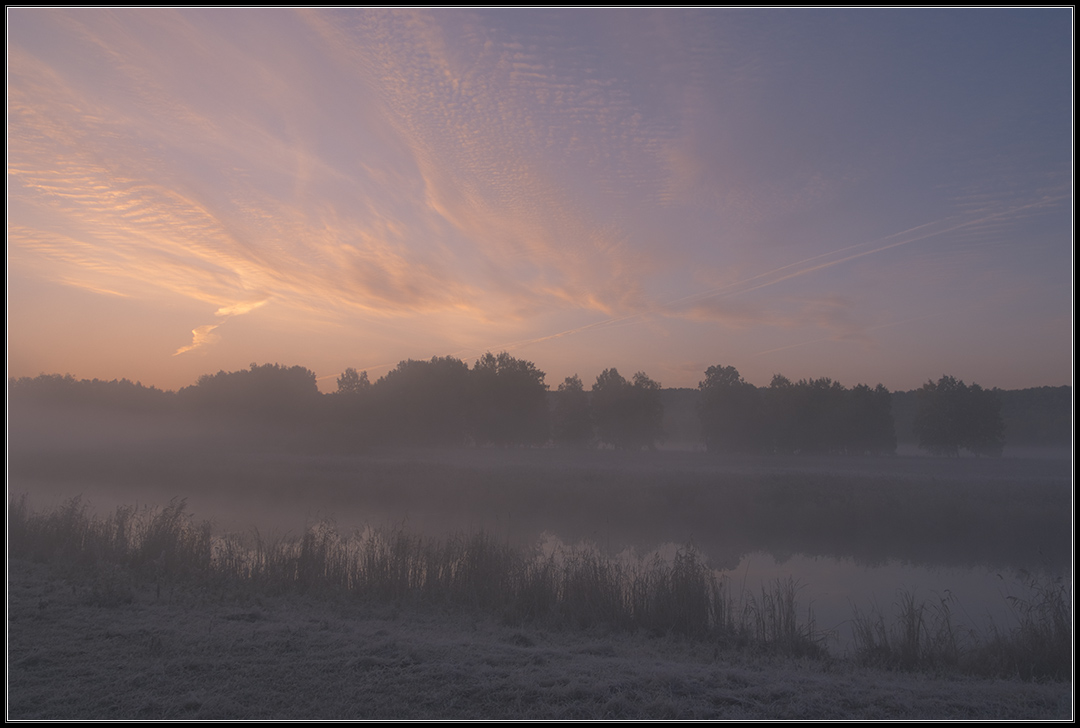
(8, 555, 1072, 720)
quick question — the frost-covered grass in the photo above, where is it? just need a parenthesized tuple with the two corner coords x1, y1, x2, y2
(8, 556, 1071, 720)
(10, 495, 1070, 689)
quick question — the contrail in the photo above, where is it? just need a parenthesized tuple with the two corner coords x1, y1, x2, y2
(668, 193, 1068, 310)
(328, 194, 1067, 378)
(752, 312, 945, 357)
(484, 194, 1070, 355)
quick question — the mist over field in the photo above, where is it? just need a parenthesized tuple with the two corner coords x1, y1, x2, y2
(7, 369, 1074, 720)
(8, 373, 1070, 577)
(9, 382, 1071, 565)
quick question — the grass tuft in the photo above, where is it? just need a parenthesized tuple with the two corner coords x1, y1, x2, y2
(744, 578, 828, 658)
(976, 573, 1071, 681)
(8, 494, 1069, 679)
(850, 579, 1070, 680)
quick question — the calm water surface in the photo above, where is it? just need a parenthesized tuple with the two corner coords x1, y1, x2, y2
(11, 434, 1070, 654)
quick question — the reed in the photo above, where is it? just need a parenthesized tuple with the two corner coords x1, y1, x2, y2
(976, 572, 1071, 681)
(743, 577, 827, 658)
(850, 579, 1070, 681)
(850, 589, 963, 672)
(9, 495, 1069, 679)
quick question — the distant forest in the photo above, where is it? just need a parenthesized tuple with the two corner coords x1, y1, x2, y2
(8, 356, 1072, 455)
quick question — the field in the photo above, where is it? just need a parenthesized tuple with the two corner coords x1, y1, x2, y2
(8, 557, 1070, 720)
(6, 414, 1074, 719)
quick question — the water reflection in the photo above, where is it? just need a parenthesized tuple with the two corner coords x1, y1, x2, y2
(10, 430, 1071, 650)
(720, 551, 1067, 653)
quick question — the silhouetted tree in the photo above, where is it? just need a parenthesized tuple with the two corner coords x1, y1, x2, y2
(372, 356, 472, 445)
(469, 352, 549, 447)
(698, 365, 764, 453)
(9, 373, 175, 413)
(590, 368, 629, 449)
(762, 374, 798, 454)
(997, 386, 1071, 447)
(758, 374, 896, 455)
(629, 372, 664, 450)
(551, 374, 593, 448)
(325, 367, 374, 436)
(591, 368, 663, 450)
(962, 383, 1005, 457)
(178, 363, 320, 421)
(845, 384, 897, 455)
(801, 377, 847, 454)
(914, 375, 1004, 456)
(336, 367, 371, 395)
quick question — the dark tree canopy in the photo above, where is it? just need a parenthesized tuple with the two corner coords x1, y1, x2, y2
(698, 365, 763, 453)
(964, 383, 1006, 457)
(845, 384, 898, 455)
(797, 377, 848, 454)
(591, 368, 663, 450)
(372, 356, 472, 446)
(763, 374, 798, 454)
(336, 367, 371, 396)
(469, 352, 549, 447)
(697, 365, 896, 455)
(9, 373, 174, 413)
(325, 367, 374, 433)
(914, 375, 1004, 457)
(179, 363, 320, 419)
(997, 386, 1071, 447)
(551, 374, 593, 448)
(16, 359, 1033, 459)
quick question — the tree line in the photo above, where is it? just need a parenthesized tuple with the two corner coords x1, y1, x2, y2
(330, 354, 662, 450)
(697, 366, 898, 455)
(695, 367, 1008, 457)
(10, 359, 1036, 456)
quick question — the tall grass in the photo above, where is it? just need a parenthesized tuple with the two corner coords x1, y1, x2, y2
(850, 580, 1071, 681)
(744, 578, 828, 658)
(979, 573, 1071, 681)
(8, 496, 756, 645)
(850, 589, 964, 672)
(8, 495, 208, 580)
(9, 494, 1069, 679)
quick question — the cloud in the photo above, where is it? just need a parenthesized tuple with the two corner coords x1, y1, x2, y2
(682, 294, 873, 349)
(16, 11, 647, 334)
(173, 299, 269, 356)
(9, 23, 495, 344)
(19, 10, 965, 352)
(304, 9, 668, 315)
(213, 300, 268, 318)
(8, 10, 1070, 390)
(486, 190, 1073, 359)
(173, 324, 221, 356)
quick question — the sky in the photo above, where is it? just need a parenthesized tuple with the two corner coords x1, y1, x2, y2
(7, 8, 1073, 394)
